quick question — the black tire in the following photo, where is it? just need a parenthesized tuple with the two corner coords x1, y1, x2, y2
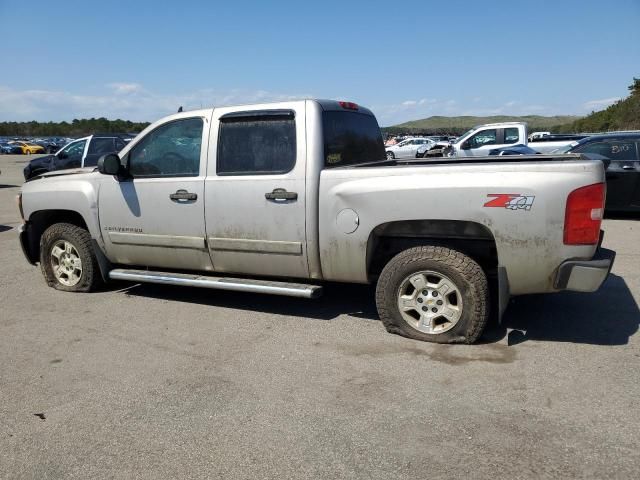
(39, 223, 102, 292)
(375, 245, 489, 344)
(386, 151, 395, 160)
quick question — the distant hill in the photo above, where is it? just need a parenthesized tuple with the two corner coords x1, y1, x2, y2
(385, 115, 580, 135)
(561, 77, 640, 133)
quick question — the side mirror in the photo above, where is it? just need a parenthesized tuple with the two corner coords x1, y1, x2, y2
(97, 153, 123, 176)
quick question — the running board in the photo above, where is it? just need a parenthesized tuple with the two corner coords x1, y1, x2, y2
(108, 269, 323, 299)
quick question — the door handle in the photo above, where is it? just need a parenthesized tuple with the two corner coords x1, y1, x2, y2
(265, 188, 298, 201)
(170, 189, 197, 201)
(622, 165, 635, 170)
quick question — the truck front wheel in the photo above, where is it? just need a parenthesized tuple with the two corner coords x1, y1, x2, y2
(375, 245, 489, 344)
(40, 223, 102, 292)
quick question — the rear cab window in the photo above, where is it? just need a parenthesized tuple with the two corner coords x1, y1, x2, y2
(322, 108, 385, 168)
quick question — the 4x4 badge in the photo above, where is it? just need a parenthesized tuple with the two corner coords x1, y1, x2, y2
(484, 194, 535, 211)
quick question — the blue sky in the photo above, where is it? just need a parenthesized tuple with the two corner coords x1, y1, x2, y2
(0, 0, 638, 126)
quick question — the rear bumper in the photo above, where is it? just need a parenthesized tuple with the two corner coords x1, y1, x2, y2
(554, 247, 615, 292)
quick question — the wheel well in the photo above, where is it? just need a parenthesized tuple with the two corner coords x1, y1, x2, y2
(366, 220, 499, 280)
(25, 210, 89, 263)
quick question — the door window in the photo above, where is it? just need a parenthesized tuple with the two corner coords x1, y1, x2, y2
(468, 129, 497, 148)
(88, 138, 115, 155)
(129, 118, 203, 178)
(217, 113, 296, 175)
(58, 139, 87, 162)
(504, 128, 520, 144)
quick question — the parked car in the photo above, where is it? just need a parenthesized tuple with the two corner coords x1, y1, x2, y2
(0, 142, 24, 154)
(13, 141, 46, 155)
(489, 144, 540, 156)
(18, 99, 614, 345)
(23, 134, 130, 180)
(35, 138, 67, 154)
(559, 133, 640, 212)
(528, 131, 550, 141)
(386, 137, 435, 159)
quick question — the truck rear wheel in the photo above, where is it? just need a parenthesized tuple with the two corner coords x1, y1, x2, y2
(375, 245, 489, 344)
(40, 223, 102, 292)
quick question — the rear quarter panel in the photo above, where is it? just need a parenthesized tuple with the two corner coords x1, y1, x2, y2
(319, 159, 604, 295)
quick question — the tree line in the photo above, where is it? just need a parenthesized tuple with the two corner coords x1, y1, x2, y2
(557, 77, 640, 133)
(0, 118, 150, 137)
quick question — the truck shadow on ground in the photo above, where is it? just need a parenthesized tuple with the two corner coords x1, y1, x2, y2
(122, 273, 638, 347)
(483, 274, 638, 346)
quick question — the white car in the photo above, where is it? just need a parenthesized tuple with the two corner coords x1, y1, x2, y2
(385, 138, 435, 159)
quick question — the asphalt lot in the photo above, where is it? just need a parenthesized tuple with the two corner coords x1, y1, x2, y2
(1, 154, 639, 479)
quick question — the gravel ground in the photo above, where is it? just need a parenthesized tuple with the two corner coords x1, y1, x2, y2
(1, 154, 639, 479)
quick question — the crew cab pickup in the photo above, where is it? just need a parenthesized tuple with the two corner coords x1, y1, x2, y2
(17, 100, 615, 344)
(422, 122, 582, 157)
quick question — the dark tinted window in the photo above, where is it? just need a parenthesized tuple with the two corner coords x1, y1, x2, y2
(323, 111, 385, 167)
(574, 140, 638, 161)
(129, 118, 203, 177)
(217, 114, 296, 175)
(88, 138, 115, 154)
(115, 138, 126, 151)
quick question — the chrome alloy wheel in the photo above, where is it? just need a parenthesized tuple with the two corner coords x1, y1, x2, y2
(396, 270, 463, 335)
(50, 240, 82, 286)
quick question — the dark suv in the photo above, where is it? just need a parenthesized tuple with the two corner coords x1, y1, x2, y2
(563, 133, 640, 212)
(23, 134, 132, 180)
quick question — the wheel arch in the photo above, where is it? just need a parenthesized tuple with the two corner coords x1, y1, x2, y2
(23, 209, 112, 282)
(366, 219, 508, 319)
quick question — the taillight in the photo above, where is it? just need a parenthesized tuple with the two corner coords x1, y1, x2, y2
(338, 101, 359, 110)
(563, 183, 605, 245)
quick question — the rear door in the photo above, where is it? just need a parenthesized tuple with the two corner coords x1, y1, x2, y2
(204, 103, 309, 279)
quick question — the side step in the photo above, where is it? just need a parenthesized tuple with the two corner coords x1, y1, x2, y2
(108, 269, 323, 299)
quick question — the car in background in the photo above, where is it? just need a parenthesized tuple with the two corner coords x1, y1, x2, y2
(0, 142, 24, 154)
(528, 131, 551, 141)
(386, 137, 435, 159)
(33, 138, 68, 154)
(489, 144, 540, 156)
(13, 141, 46, 154)
(23, 134, 130, 180)
(559, 133, 640, 212)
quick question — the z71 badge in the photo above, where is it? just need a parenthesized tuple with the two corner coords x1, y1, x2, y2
(484, 194, 535, 211)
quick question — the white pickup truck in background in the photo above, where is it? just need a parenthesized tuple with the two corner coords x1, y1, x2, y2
(417, 122, 584, 157)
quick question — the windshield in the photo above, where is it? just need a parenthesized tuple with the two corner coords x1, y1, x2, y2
(456, 127, 478, 142)
(322, 111, 385, 167)
(554, 141, 581, 154)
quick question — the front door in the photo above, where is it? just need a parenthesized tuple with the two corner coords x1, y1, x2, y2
(55, 138, 87, 170)
(98, 114, 214, 272)
(204, 104, 309, 279)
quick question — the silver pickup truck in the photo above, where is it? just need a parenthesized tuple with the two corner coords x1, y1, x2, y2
(17, 99, 615, 344)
